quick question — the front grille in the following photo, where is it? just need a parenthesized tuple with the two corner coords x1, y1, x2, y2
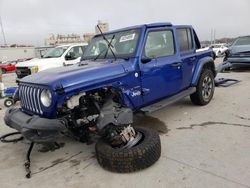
(19, 84, 43, 115)
(16, 67, 31, 79)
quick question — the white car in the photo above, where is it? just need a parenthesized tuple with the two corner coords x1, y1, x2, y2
(211, 43, 228, 57)
(15, 43, 88, 78)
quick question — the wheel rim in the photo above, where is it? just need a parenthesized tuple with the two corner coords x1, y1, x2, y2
(121, 131, 143, 149)
(202, 75, 213, 102)
(6, 101, 13, 106)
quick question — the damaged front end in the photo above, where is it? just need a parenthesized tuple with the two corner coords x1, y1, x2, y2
(4, 86, 134, 145)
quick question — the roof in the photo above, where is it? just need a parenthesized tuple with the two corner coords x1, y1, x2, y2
(95, 22, 174, 36)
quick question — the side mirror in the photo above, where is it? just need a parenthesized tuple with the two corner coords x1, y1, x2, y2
(141, 57, 152, 64)
(65, 52, 76, 60)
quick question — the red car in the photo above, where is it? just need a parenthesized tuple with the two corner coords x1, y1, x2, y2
(0, 61, 16, 74)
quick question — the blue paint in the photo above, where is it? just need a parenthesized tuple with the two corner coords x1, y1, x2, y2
(18, 22, 214, 118)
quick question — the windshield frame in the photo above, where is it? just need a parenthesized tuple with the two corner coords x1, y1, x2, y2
(43, 46, 69, 58)
(83, 28, 141, 60)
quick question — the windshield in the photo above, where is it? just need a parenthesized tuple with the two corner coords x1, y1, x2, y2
(43, 46, 69, 58)
(233, 36, 250, 46)
(83, 29, 140, 60)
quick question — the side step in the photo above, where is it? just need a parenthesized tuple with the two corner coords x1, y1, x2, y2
(141, 87, 196, 113)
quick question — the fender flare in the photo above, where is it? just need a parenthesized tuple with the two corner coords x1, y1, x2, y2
(191, 56, 215, 86)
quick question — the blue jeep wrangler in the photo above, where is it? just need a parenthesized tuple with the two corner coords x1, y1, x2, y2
(4, 22, 215, 173)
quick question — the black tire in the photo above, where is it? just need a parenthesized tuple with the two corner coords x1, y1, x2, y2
(95, 127, 161, 173)
(4, 98, 14, 107)
(190, 69, 215, 105)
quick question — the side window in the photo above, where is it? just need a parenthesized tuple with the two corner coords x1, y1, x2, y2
(177, 28, 193, 52)
(144, 30, 175, 58)
(67, 46, 84, 59)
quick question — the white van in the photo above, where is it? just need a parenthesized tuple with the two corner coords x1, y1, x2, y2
(15, 43, 88, 78)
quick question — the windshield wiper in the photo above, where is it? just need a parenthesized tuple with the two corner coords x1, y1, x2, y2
(93, 34, 115, 61)
(97, 25, 117, 61)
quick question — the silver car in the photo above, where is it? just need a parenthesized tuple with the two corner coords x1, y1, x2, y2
(225, 36, 250, 68)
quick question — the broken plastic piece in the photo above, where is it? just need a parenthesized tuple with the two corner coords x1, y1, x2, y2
(216, 61, 232, 73)
(215, 78, 240, 87)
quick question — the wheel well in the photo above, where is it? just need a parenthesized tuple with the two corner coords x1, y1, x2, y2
(202, 62, 216, 77)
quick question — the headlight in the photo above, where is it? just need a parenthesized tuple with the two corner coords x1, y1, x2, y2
(40, 89, 52, 107)
(30, 66, 39, 73)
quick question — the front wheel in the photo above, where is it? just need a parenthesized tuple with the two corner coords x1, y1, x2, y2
(190, 69, 215, 105)
(95, 127, 161, 173)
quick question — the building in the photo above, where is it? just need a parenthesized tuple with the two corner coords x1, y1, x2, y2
(82, 21, 109, 43)
(45, 21, 110, 45)
(0, 47, 36, 62)
(83, 33, 95, 44)
(45, 33, 81, 45)
(95, 20, 109, 34)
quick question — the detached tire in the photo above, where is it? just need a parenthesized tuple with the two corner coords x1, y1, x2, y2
(95, 127, 161, 173)
(190, 69, 215, 105)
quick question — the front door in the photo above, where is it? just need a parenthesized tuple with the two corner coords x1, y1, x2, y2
(139, 28, 183, 105)
(64, 46, 84, 65)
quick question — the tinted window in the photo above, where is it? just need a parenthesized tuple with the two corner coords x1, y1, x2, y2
(144, 30, 175, 58)
(177, 28, 193, 52)
(68, 46, 84, 58)
(234, 36, 250, 46)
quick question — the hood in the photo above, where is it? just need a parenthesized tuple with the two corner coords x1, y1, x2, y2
(229, 45, 250, 54)
(20, 59, 128, 91)
(16, 58, 60, 68)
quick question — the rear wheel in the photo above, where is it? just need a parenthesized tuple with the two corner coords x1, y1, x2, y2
(95, 127, 161, 173)
(190, 69, 215, 105)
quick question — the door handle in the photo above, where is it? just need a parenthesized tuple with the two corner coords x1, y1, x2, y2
(171, 62, 181, 67)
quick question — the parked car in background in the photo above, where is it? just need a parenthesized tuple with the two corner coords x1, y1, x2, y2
(15, 43, 88, 78)
(211, 43, 228, 57)
(224, 36, 250, 68)
(0, 61, 17, 73)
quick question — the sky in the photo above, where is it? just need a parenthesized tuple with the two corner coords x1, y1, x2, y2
(0, 0, 249, 46)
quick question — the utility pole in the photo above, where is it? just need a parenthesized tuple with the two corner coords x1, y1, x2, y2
(0, 15, 7, 46)
(213, 29, 216, 44)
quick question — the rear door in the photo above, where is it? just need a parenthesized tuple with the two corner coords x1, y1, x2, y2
(176, 28, 197, 89)
(139, 28, 183, 104)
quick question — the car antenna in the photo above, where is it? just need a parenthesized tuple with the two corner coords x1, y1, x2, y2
(97, 25, 117, 61)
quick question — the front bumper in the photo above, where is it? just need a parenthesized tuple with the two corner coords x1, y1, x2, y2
(4, 108, 67, 142)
